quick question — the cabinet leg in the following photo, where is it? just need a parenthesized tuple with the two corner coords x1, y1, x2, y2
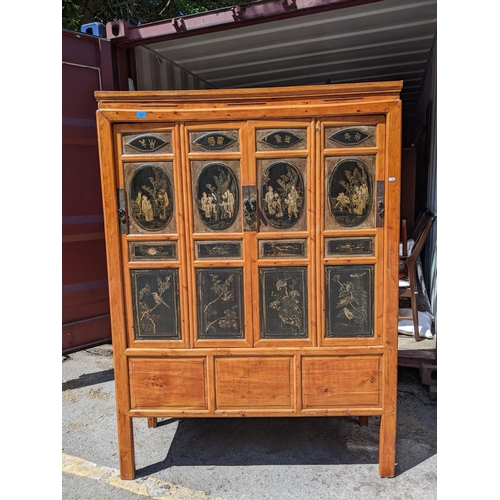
(117, 413, 136, 480)
(358, 416, 369, 426)
(147, 417, 158, 428)
(378, 412, 396, 478)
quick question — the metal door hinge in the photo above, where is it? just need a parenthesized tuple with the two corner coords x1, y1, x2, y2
(117, 188, 127, 234)
(376, 181, 384, 228)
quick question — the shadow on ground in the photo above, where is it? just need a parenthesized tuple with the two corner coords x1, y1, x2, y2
(135, 367, 436, 478)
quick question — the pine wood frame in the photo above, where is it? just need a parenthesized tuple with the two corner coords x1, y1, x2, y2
(95, 82, 402, 479)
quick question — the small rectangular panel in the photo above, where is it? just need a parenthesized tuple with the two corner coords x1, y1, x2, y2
(325, 126, 376, 148)
(325, 265, 374, 338)
(215, 357, 293, 408)
(122, 131, 172, 155)
(196, 268, 244, 339)
(259, 239, 307, 259)
(196, 241, 242, 259)
(131, 269, 181, 340)
(129, 358, 206, 409)
(324, 156, 375, 231)
(325, 237, 374, 257)
(256, 128, 307, 151)
(129, 242, 177, 261)
(189, 130, 240, 153)
(302, 356, 381, 408)
(260, 267, 308, 338)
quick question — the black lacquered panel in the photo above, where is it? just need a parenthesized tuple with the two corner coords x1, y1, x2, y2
(259, 239, 307, 259)
(196, 241, 242, 259)
(122, 132, 172, 155)
(261, 161, 305, 229)
(129, 242, 177, 261)
(131, 269, 181, 340)
(256, 129, 307, 151)
(189, 130, 239, 152)
(196, 268, 244, 339)
(260, 267, 308, 338)
(125, 162, 175, 234)
(192, 160, 241, 233)
(325, 265, 374, 338)
(325, 237, 375, 257)
(325, 126, 376, 148)
(325, 156, 375, 231)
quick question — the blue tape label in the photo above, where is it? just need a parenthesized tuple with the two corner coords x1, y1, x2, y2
(136, 111, 147, 118)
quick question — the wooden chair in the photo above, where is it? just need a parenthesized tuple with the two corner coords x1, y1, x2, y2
(398, 210, 437, 342)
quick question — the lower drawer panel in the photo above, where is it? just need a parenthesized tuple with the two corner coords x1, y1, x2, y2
(215, 357, 293, 409)
(129, 358, 207, 409)
(302, 356, 381, 408)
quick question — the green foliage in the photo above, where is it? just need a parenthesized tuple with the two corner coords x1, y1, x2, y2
(63, 0, 253, 31)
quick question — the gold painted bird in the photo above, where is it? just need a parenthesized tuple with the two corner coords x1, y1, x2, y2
(152, 292, 170, 309)
(343, 307, 354, 320)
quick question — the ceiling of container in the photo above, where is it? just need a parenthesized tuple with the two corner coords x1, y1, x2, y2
(135, 0, 436, 113)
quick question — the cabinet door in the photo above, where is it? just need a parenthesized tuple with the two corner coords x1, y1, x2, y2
(317, 118, 386, 346)
(184, 124, 253, 348)
(249, 121, 316, 347)
(114, 124, 190, 348)
(183, 121, 316, 347)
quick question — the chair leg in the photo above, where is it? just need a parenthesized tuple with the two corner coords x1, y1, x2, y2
(407, 266, 421, 342)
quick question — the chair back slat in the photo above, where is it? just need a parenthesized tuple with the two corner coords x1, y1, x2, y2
(401, 210, 436, 265)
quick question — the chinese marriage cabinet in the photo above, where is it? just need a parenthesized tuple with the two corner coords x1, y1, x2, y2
(95, 82, 402, 479)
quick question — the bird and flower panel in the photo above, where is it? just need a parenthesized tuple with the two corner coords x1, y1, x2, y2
(196, 268, 245, 340)
(324, 265, 374, 338)
(259, 267, 308, 339)
(124, 162, 176, 235)
(130, 269, 181, 340)
(324, 156, 376, 231)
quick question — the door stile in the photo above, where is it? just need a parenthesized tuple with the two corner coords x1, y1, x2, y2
(242, 121, 260, 348)
(179, 122, 197, 348)
(314, 118, 324, 348)
(378, 101, 401, 478)
(177, 123, 193, 348)
(96, 112, 135, 479)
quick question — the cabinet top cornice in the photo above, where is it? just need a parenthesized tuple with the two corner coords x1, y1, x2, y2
(95, 81, 403, 107)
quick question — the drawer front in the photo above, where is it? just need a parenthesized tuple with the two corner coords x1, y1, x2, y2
(129, 358, 207, 409)
(302, 356, 381, 408)
(215, 356, 294, 409)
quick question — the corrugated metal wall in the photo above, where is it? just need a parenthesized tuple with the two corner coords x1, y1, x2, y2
(425, 43, 437, 317)
(414, 40, 437, 320)
(62, 30, 114, 354)
(135, 47, 214, 90)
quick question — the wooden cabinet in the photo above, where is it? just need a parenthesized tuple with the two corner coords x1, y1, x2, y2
(95, 82, 402, 479)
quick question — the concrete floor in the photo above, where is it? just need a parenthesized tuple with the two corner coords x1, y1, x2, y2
(62, 344, 437, 499)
